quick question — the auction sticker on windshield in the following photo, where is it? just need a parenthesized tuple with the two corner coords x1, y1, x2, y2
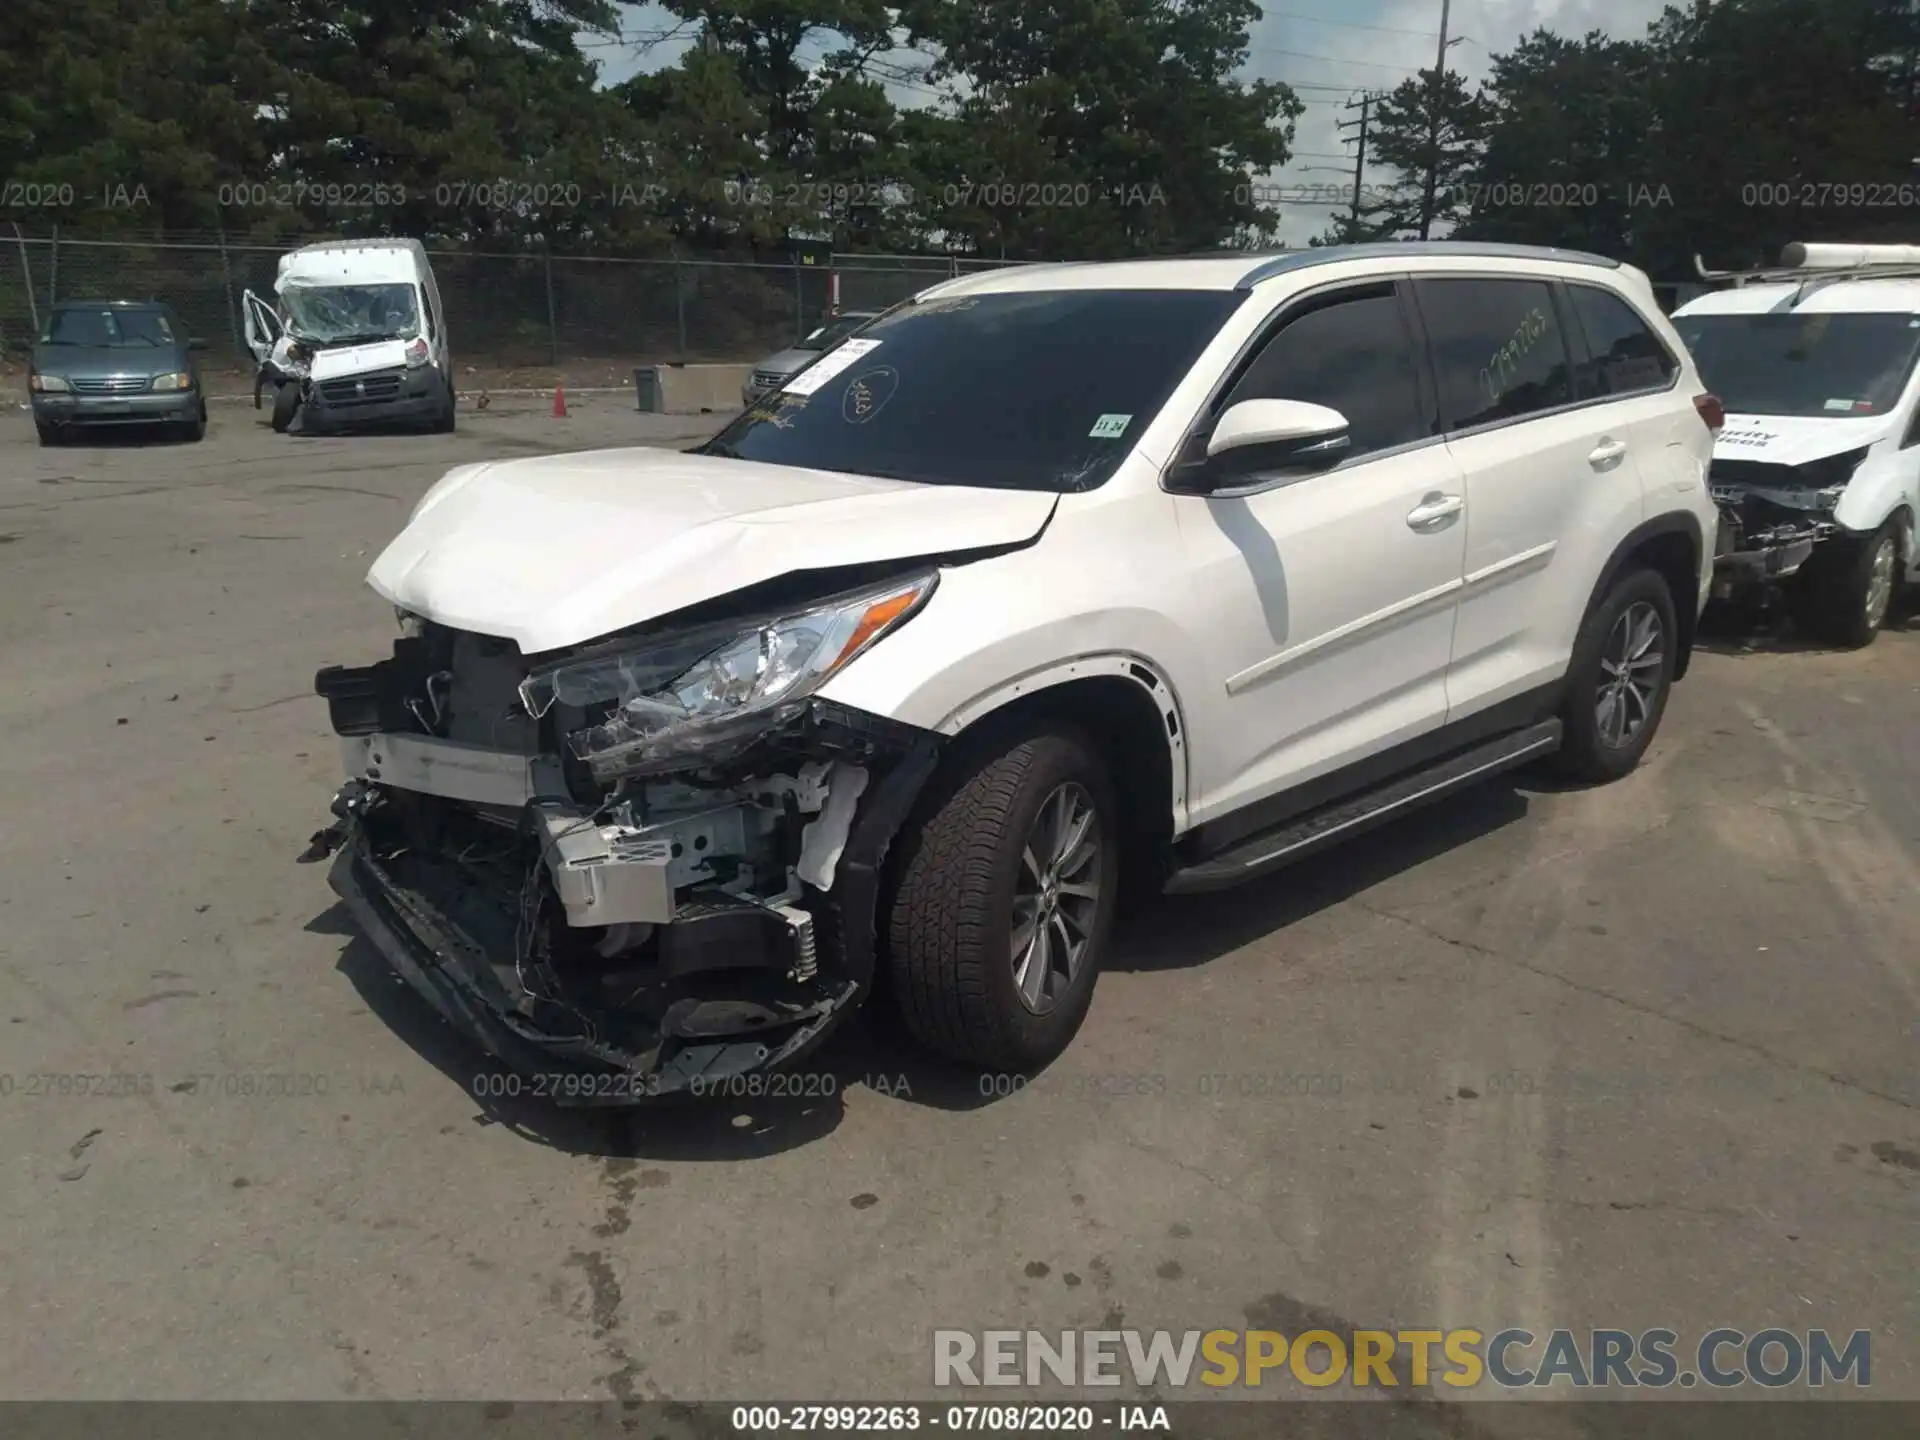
(783, 338, 883, 397)
(1089, 413, 1132, 439)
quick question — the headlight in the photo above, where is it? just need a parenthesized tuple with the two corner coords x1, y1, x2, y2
(520, 571, 938, 780)
(404, 338, 430, 368)
(150, 372, 193, 392)
(29, 374, 71, 392)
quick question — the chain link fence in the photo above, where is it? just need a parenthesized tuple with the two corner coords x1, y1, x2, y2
(0, 231, 1020, 379)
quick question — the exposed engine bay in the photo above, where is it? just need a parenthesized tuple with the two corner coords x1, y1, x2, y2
(308, 612, 940, 1103)
(1708, 449, 1862, 596)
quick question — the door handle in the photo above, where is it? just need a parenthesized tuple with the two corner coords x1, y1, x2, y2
(1589, 438, 1629, 469)
(1406, 493, 1464, 529)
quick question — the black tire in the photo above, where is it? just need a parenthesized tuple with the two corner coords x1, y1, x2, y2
(271, 382, 300, 433)
(432, 379, 456, 433)
(885, 727, 1120, 1073)
(1789, 518, 1903, 649)
(35, 419, 62, 447)
(180, 403, 207, 443)
(1551, 567, 1679, 783)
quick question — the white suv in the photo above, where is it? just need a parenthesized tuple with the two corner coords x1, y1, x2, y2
(310, 242, 1721, 1098)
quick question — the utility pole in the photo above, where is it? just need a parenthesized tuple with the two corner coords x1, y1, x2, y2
(1335, 92, 1375, 230)
(1419, 0, 1452, 240)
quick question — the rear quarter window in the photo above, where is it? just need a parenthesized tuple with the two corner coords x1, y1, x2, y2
(1567, 285, 1678, 398)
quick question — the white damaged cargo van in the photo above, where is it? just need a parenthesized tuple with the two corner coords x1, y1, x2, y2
(1679, 241, 1920, 646)
(242, 238, 455, 435)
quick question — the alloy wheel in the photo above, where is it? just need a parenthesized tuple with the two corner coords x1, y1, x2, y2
(1863, 535, 1896, 630)
(1010, 782, 1102, 1016)
(1595, 600, 1664, 750)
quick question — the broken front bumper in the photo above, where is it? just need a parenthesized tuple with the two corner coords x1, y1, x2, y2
(328, 829, 858, 1102)
(310, 654, 940, 1103)
(1711, 504, 1835, 599)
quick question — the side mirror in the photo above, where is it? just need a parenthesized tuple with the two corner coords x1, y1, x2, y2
(187, 337, 208, 351)
(1206, 399, 1351, 472)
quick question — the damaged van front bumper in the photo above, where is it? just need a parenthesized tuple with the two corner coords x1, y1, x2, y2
(307, 624, 939, 1104)
(1707, 460, 1851, 600)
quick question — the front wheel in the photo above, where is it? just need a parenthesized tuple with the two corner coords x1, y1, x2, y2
(885, 728, 1119, 1072)
(271, 382, 300, 433)
(35, 419, 62, 447)
(1791, 518, 1902, 649)
(432, 378, 456, 433)
(1551, 567, 1679, 783)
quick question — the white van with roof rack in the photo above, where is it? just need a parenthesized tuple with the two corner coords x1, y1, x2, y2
(241, 238, 455, 435)
(1676, 242, 1920, 645)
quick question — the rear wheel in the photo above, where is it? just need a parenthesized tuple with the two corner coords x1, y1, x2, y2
(1551, 567, 1678, 783)
(1791, 518, 1902, 649)
(271, 382, 300, 433)
(885, 728, 1118, 1073)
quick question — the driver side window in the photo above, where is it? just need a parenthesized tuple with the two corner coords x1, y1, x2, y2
(1222, 284, 1432, 462)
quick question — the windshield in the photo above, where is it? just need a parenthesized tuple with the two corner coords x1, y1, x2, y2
(280, 282, 420, 345)
(40, 308, 174, 347)
(1673, 310, 1920, 418)
(701, 289, 1244, 492)
(798, 314, 875, 351)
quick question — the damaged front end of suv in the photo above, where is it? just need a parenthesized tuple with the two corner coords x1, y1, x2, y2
(309, 571, 944, 1103)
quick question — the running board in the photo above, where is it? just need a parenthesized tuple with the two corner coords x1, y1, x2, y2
(1164, 719, 1563, 894)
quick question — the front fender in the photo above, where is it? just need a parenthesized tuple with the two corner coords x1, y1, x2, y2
(1833, 453, 1917, 534)
(817, 546, 1201, 836)
(935, 652, 1191, 833)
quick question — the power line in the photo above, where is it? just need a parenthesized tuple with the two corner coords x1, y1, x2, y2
(1249, 44, 1426, 74)
(1263, 9, 1439, 38)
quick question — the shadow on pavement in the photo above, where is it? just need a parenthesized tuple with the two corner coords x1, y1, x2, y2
(318, 769, 1542, 1158)
(1695, 590, 1918, 656)
(43, 422, 203, 448)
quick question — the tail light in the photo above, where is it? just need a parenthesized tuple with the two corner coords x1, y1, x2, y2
(1694, 393, 1725, 432)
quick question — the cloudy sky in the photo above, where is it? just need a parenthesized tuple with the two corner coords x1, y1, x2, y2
(592, 0, 1679, 243)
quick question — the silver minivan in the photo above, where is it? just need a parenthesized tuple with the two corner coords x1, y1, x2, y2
(742, 310, 881, 406)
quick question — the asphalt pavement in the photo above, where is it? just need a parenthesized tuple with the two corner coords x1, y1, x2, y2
(0, 393, 1914, 1413)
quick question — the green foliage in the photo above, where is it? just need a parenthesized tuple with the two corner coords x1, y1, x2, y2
(7, 0, 1920, 277)
(1454, 30, 1657, 257)
(1317, 68, 1489, 244)
(1628, 0, 1920, 275)
(904, 0, 1300, 258)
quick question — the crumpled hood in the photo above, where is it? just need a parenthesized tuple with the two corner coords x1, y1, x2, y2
(368, 447, 1057, 653)
(1714, 413, 1894, 467)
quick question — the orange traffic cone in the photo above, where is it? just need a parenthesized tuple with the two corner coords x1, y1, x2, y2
(552, 384, 568, 418)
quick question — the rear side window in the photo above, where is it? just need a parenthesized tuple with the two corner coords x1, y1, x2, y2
(1568, 285, 1677, 397)
(1416, 278, 1575, 431)
(1222, 285, 1430, 460)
